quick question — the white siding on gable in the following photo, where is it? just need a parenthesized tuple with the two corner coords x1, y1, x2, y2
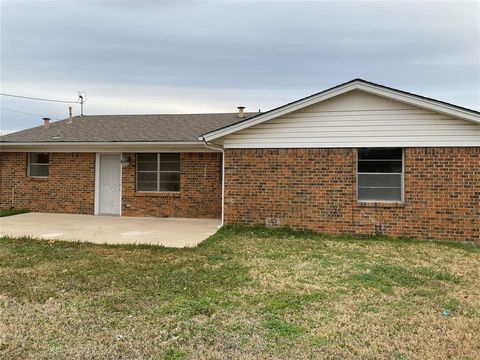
(222, 90, 480, 148)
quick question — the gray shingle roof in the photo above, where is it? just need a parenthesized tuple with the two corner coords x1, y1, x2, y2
(0, 113, 257, 143)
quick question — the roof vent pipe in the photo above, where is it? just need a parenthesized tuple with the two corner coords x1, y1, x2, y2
(67, 106, 73, 124)
(237, 106, 245, 118)
(43, 117, 50, 129)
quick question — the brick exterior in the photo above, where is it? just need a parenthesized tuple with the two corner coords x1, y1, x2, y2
(0, 152, 222, 219)
(224, 148, 480, 242)
(0, 152, 95, 214)
(2, 148, 478, 241)
(121, 152, 221, 218)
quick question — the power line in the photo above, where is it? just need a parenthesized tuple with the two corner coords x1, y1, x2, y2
(0, 92, 80, 104)
(0, 107, 62, 121)
(1, 91, 87, 116)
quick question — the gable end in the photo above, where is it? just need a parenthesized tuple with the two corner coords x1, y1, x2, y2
(220, 89, 480, 149)
(201, 79, 480, 143)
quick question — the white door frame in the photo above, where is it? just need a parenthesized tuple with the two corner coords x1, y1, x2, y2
(94, 153, 122, 216)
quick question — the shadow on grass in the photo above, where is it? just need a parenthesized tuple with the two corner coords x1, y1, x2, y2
(214, 225, 480, 252)
(1, 224, 478, 255)
(0, 208, 29, 217)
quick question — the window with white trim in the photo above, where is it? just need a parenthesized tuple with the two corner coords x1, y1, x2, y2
(357, 148, 403, 202)
(28, 153, 49, 177)
(136, 153, 180, 192)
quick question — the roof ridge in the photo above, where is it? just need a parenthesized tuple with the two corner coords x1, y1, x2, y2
(71, 112, 259, 117)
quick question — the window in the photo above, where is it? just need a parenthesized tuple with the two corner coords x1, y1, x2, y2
(357, 148, 403, 202)
(136, 153, 180, 192)
(28, 153, 49, 177)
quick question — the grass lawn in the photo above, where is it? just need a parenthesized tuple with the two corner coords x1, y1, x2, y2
(1, 227, 479, 359)
(0, 208, 29, 217)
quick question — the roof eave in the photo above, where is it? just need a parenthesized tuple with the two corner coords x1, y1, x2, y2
(0, 141, 221, 153)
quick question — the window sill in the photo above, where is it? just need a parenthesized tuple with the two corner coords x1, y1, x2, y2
(135, 191, 180, 198)
(27, 176, 49, 181)
(357, 201, 405, 208)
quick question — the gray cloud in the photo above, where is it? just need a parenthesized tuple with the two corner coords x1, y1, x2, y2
(1, 1, 479, 132)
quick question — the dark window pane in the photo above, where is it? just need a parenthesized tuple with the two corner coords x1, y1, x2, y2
(137, 153, 157, 162)
(137, 181, 158, 191)
(358, 148, 402, 160)
(358, 174, 401, 187)
(358, 187, 402, 201)
(137, 161, 157, 171)
(136, 153, 180, 192)
(160, 181, 180, 192)
(137, 172, 157, 182)
(161, 153, 180, 162)
(30, 153, 49, 164)
(160, 172, 180, 182)
(358, 160, 402, 173)
(161, 162, 180, 171)
(30, 164, 49, 177)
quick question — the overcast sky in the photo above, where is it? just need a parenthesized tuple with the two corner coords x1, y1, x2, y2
(1, 1, 479, 133)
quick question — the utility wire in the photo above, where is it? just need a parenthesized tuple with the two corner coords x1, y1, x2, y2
(0, 92, 80, 104)
(0, 107, 62, 121)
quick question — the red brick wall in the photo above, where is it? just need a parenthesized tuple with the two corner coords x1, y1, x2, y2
(224, 148, 480, 242)
(121, 152, 221, 218)
(0, 152, 222, 219)
(0, 152, 95, 214)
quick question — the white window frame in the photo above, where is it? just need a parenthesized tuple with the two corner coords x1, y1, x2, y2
(136, 153, 181, 193)
(27, 152, 50, 178)
(356, 148, 404, 203)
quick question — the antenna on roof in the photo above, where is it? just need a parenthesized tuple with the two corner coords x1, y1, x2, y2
(78, 91, 87, 116)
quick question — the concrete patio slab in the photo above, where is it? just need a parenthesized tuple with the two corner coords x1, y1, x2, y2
(0, 213, 221, 247)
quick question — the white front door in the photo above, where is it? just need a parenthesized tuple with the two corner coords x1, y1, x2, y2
(98, 154, 121, 215)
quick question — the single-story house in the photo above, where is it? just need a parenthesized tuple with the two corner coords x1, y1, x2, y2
(1, 79, 479, 242)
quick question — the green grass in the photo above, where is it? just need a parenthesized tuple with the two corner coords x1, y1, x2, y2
(1, 226, 479, 359)
(0, 208, 29, 217)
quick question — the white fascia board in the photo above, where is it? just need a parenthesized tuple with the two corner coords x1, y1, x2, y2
(201, 81, 480, 141)
(0, 141, 221, 153)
